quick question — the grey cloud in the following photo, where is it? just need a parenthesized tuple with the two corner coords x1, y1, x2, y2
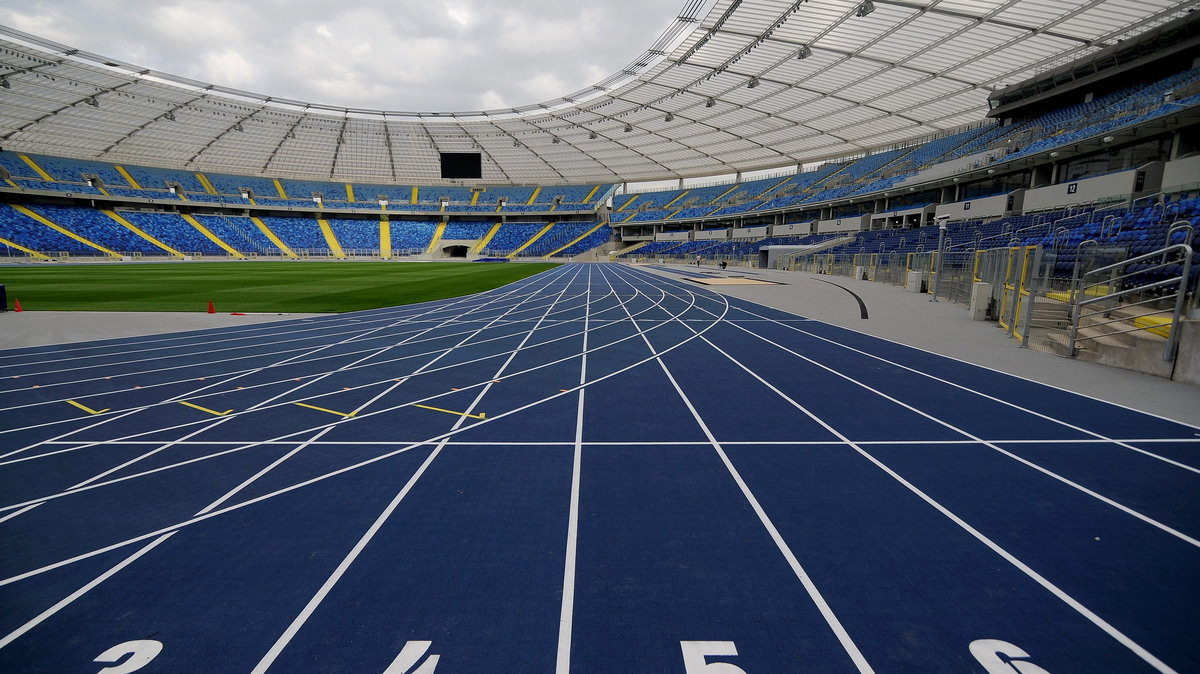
(0, 0, 685, 111)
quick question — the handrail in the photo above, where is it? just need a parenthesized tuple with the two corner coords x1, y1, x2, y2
(1069, 242, 1194, 361)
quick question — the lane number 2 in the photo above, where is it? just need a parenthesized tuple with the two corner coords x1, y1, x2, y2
(383, 640, 440, 674)
(94, 640, 163, 674)
(970, 639, 1052, 674)
(681, 641, 748, 674)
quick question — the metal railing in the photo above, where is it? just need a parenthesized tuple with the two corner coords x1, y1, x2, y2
(1068, 242, 1195, 361)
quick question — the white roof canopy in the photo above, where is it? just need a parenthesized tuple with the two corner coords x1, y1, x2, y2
(0, 0, 1193, 185)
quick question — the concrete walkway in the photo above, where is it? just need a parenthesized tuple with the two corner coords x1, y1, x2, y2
(0, 310, 327, 349)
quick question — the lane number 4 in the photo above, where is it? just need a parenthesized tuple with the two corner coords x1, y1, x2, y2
(383, 640, 440, 674)
(970, 639, 1052, 674)
(681, 641, 748, 674)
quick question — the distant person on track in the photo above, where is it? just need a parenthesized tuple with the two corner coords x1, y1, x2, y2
(719, 260, 728, 270)
(695, 255, 702, 266)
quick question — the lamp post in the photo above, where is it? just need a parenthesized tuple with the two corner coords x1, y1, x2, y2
(930, 214, 950, 302)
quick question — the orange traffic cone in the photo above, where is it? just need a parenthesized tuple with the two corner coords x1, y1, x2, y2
(206, 301, 215, 314)
(13, 298, 22, 312)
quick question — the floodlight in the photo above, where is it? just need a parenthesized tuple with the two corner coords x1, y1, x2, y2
(796, 45, 812, 60)
(857, 1, 875, 17)
(706, 98, 716, 108)
(624, 123, 633, 132)
(747, 77, 759, 89)
(665, 112, 674, 122)
(0, 77, 9, 89)
(589, 131, 598, 140)
(163, 111, 175, 121)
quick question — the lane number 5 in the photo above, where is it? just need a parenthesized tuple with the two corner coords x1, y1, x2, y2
(681, 641, 748, 674)
(970, 639, 1052, 674)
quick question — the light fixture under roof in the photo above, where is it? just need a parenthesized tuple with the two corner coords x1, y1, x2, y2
(747, 77, 759, 89)
(624, 123, 633, 132)
(856, 1, 875, 17)
(796, 44, 812, 60)
(706, 97, 716, 108)
(588, 131, 598, 140)
(664, 112, 674, 122)
(0, 77, 9, 89)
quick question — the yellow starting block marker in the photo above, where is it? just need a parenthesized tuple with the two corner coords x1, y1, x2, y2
(66, 400, 109, 415)
(412, 404, 485, 420)
(294, 402, 357, 418)
(178, 401, 234, 416)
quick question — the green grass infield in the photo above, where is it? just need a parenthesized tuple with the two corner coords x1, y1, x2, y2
(0, 261, 560, 313)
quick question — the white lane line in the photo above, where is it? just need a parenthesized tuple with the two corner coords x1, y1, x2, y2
(0, 533, 176, 650)
(605, 265, 876, 673)
(0, 289, 608, 432)
(0, 281, 577, 409)
(0, 271, 573, 467)
(626, 265, 1200, 547)
(251, 264, 587, 673)
(556, 264, 591, 674)
(69, 268, 566, 492)
(0, 270, 717, 584)
(0, 266, 583, 654)
(622, 265, 1180, 674)
(34, 437, 1200, 447)
(0, 281, 680, 508)
(0, 289, 635, 468)
(719, 318, 1200, 548)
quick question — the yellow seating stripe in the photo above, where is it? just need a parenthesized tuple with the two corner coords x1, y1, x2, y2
(195, 173, 218, 195)
(10, 204, 120, 257)
(316, 218, 346, 258)
(470, 190, 482, 206)
(273, 179, 288, 199)
(250, 217, 297, 258)
(180, 213, 244, 257)
(508, 222, 555, 258)
(19, 155, 53, 181)
(617, 194, 638, 212)
(473, 222, 501, 254)
(114, 165, 141, 189)
(544, 221, 606, 258)
(346, 183, 355, 203)
(710, 183, 740, 204)
(410, 186, 419, 204)
(0, 235, 50, 259)
(101, 210, 184, 257)
(426, 222, 447, 254)
(527, 187, 541, 205)
(582, 185, 600, 203)
(662, 190, 689, 209)
(380, 219, 391, 258)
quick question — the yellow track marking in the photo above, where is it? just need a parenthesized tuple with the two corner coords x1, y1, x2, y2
(412, 404, 485, 420)
(66, 400, 109, 415)
(178, 401, 233, 416)
(294, 402, 357, 418)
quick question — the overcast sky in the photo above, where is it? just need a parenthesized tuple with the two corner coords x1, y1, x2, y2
(0, 0, 686, 111)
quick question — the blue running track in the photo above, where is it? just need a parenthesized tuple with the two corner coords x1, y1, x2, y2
(0, 263, 1196, 673)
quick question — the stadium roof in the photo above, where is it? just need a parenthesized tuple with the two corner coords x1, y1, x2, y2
(0, 0, 1195, 185)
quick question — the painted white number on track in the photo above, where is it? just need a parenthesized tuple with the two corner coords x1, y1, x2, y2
(970, 639, 1052, 674)
(680, 641, 748, 674)
(94, 640, 163, 674)
(382, 640, 440, 674)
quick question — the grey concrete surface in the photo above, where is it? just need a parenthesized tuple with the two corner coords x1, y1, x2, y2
(0, 311, 327, 349)
(643, 263, 1200, 427)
